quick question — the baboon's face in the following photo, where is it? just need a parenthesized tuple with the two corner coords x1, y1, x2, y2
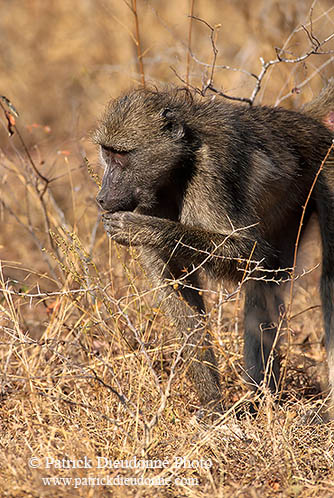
(94, 91, 188, 217)
(95, 145, 138, 214)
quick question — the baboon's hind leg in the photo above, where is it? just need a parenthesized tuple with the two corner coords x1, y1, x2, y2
(244, 280, 285, 393)
(141, 248, 222, 413)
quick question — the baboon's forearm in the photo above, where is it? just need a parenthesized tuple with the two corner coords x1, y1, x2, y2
(145, 219, 255, 267)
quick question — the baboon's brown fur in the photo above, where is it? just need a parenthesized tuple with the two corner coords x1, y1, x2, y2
(95, 82, 334, 415)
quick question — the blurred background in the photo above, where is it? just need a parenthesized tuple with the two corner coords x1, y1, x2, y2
(1, 0, 334, 142)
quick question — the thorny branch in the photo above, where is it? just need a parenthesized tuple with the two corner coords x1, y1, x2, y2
(0, 97, 50, 197)
(0, 270, 198, 449)
(0, 97, 62, 258)
(186, 0, 195, 87)
(127, 0, 145, 87)
(177, 13, 334, 105)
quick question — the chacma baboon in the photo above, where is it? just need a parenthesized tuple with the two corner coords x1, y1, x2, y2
(94, 82, 334, 416)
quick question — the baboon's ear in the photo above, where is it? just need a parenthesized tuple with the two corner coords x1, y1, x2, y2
(161, 108, 174, 120)
(161, 107, 185, 139)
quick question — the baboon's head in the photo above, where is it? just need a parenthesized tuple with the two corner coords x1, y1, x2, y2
(94, 89, 197, 217)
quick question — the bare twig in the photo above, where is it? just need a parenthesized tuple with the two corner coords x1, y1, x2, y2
(130, 0, 145, 87)
(189, 16, 250, 104)
(0, 99, 50, 197)
(185, 11, 334, 106)
(186, 0, 195, 87)
(275, 55, 334, 106)
(248, 26, 334, 105)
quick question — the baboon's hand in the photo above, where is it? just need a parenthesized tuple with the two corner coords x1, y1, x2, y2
(102, 211, 161, 246)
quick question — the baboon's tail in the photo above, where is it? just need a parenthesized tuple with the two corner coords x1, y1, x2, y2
(302, 79, 334, 131)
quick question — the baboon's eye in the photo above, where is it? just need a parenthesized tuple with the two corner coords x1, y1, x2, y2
(100, 145, 129, 167)
(101, 144, 128, 155)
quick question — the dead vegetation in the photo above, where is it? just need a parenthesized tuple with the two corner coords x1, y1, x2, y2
(1, 1, 334, 496)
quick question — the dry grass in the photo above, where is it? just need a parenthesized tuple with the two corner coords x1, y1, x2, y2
(1, 1, 334, 496)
